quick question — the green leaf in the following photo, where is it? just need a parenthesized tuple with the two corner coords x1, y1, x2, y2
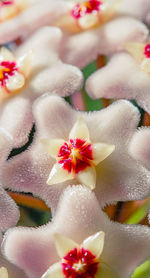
(132, 259, 150, 278)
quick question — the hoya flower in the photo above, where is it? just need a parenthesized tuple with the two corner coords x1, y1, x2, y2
(41, 117, 115, 189)
(42, 232, 118, 278)
(0, 26, 83, 147)
(2, 95, 150, 213)
(0, 233, 26, 278)
(0, 0, 70, 44)
(2, 186, 150, 278)
(57, 0, 149, 68)
(86, 41, 150, 113)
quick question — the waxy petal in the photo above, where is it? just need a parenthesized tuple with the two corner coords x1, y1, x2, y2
(125, 42, 145, 63)
(141, 58, 150, 74)
(54, 233, 78, 258)
(6, 71, 25, 92)
(69, 117, 90, 141)
(17, 50, 33, 77)
(77, 166, 96, 189)
(83, 231, 105, 258)
(42, 262, 64, 278)
(41, 139, 65, 159)
(93, 143, 115, 165)
(0, 267, 8, 278)
(95, 263, 119, 278)
(0, 47, 15, 62)
(47, 163, 74, 185)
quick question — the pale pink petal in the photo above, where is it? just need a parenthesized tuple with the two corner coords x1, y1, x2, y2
(86, 52, 150, 113)
(2, 95, 150, 213)
(0, 233, 26, 278)
(0, 130, 19, 231)
(129, 128, 150, 171)
(61, 17, 148, 68)
(0, 97, 33, 148)
(0, 0, 70, 44)
(118, 0, 150, 21)
(3, 186, 150, 278)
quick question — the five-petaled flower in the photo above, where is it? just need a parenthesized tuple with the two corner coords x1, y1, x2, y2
(42, 232, 116, 278)
(41, 117, 115, 189)
(0, 47, 31, 100)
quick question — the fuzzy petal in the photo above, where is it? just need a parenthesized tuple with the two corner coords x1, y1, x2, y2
(86, 52, 150, 113)
(3, 186, 150, 278)
(129, 128, 150, 171)
(62, 17, 148, 68)
(2, 95, 150, 212)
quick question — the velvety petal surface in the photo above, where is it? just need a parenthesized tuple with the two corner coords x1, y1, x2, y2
(0, 0, 70, 44)
(0, 27, 83, 147)
(86, 52, 150, 113)
(129, 128, 150, 171)
(0, 129, 19, 231)
(0, 233, 26, 278)
(118, 0, 150, 22)
(3, 186, 150, 278)
(61, 17, 148, 68)
(2, 95, 150, 212)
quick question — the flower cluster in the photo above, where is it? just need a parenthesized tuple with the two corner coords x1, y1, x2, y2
(0, 1, 150, 278)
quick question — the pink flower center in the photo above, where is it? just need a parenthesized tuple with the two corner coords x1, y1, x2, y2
(144, 44, 150, 58)
(58, 138, 93, 174)
(0, 0, 14, 6)
(62, 248, 99, 278)
(0, 61, 18, 87)
(71, 0, 102, 19)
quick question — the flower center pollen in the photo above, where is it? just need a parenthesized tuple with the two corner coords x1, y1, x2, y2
(57, 138, 93, 174)
(62, 248, 99, 278)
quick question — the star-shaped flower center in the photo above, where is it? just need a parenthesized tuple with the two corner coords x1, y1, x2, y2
(0, 47, 32, 100)
(58, 138, 93, 174)
(62, 247, 99, 278)
(41, 117, 115, 189)
(125, 42, 150, 75)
